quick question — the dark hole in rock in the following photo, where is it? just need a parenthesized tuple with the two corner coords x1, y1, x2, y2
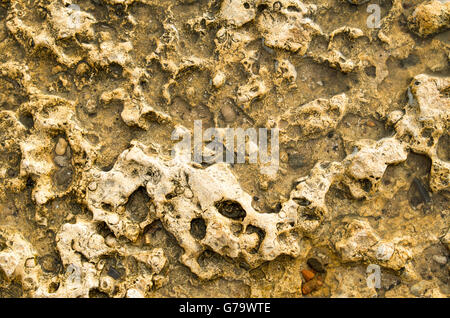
(101, 203, 113, 212)
(19, 112, 34, 129)
(238, 260, 251, 270)
(364, 66, 376, 77)
(215, 200, 247, 220)
(406, 152, 431, 175)
(301, 207, 321, 220)
(48, 282, 60, 294)
(39, 254, 62, 273)
(198, 249, 226, 269)
(100, 163, 115, 172)
(408, 177, 431, 207)
(97, 221, 113, 237)
(126, 186, 150, 223)
(257, 4, 268, 12)
(26, 177, 35, 188)
(190, 218, 207, 240)
(245, 225, 265, 254)
(109, 63, 123, 77)
(273, 1, 282, 10)
(293, 197, 311, 206)
(165, 192, 176, 200)
(437, 134, 450, 162)
(89, 288, 109, 298)
(421, 128, 433, 138)
(273, 202, 282, 213)
(288, 153, 304, 169)
(399, 53, 420, 68)
(163, 202, 174, 213)
(360, 178, 372, 192)
(114, 4, 126, 17)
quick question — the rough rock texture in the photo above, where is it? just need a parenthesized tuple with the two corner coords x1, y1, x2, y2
(408, 0, 450, 37)
(0, 0, 449, 298)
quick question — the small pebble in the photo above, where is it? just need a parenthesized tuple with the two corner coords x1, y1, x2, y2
(212, 71, 226, 88)
(55, 138, 68, 156)
(54, 167, 73, 187)
(25, 258, 36, 268)
(301, 278, 323, 295)
(301, 269, 315, 281)
(106, 213, 119, 225)
(126, 288, 144, 298)
(221, 104, 236, 122)
(410, 281, 427, 297)
(84, 99, 97, 115)
(184, 188, 194, 199)
(99, 276, 115, 293)
(375, 243, 394, 261)
(432, 255, 447, 265)
(105, 234, 117, 247)
(39, 254, 60, 273)
(88, 182, 98, 191)
(307, 257, 325, 273)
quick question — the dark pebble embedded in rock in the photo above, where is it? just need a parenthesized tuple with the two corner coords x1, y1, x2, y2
(307, 257, 325, 273)
(107, 266, 123, 280)
(288, 153, 304, 169)
(39, 254, 61, 273)
(54, 167, 74, 187)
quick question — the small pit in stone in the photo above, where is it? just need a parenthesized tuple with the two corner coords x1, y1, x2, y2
(245, 225, 266, 254)
(190, 218, 207, 240)
(436, 134, 450, 162)
(18, 112, 34, 130)
(126, 186, 150, 223)
(215, 200, 247, 221)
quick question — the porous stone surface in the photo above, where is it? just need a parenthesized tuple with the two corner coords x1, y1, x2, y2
(0, 0, 448, 298)
(408, 0, 450, 37)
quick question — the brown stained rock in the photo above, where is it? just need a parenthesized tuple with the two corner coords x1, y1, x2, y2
(0, 0, 449, 298)
(408, 0, 450, 37)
